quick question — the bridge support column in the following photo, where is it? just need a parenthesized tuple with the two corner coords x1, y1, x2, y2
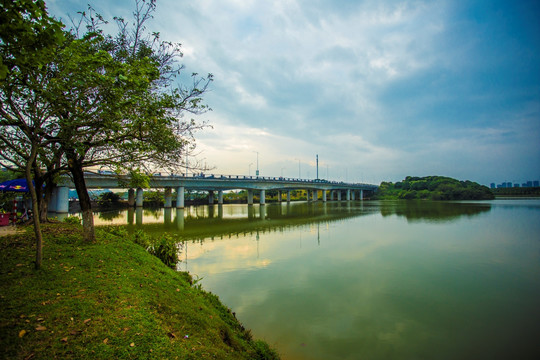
(337, 191, 342, 201)
(330, 191, 334, 201)
(247, 190, 254, 205)
(313, 190, 318, 202)
(277, 190, 282, 202)
(128, 188, 135, 207)
(306, 190, 311, 202)
(323, 190, 327, 202)
(347, 189, 351, 201)
(360, 189, 364, 200)
(218, 190, 224, 204)
(56, 186, 69, 213)
(287, 190, 291, 203)
(176, 186, 184, 208)
(164, 188, 172, 208)
(260, 190, 266, 205)
(208, 191, 214, 205)
(136, 188, 144, 207)
(351, 190, 355, 201)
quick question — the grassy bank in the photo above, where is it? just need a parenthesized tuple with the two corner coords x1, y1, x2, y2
(0, 224, 279, 359)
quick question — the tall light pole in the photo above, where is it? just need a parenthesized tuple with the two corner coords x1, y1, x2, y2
(253, 151, 259, 176)
(249, 163, 253, 176)
(316, 154, 319, 180)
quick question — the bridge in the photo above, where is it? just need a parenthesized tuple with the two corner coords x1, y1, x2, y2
(49, 173, 378, 213)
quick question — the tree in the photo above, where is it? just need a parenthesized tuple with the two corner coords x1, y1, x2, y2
(46, 1, 212, 241)
(2, 0, 212, 245)
(0, 0, 65, 268)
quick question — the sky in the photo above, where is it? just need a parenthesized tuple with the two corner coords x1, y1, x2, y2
(46, 0, 540, 186)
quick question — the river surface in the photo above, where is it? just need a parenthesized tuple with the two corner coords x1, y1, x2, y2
(91, 199, 540, 360)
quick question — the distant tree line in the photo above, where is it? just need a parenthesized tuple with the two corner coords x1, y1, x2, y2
(492, 187, 540, 197)
(375, 176, 494, 200)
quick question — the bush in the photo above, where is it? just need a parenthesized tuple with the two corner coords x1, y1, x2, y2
(132, 229, 151, 248)
(147, 234, 181, 268)
(63, 216, 81, 225)
(97, 191, 121, 207)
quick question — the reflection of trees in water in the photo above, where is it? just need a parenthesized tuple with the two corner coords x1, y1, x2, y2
(97, 209, 124, 221)
(118, 201, 492, 242)
(143, 207, 162, 219)
(379, 200, 492, 222)
(128, 202, 378, 242)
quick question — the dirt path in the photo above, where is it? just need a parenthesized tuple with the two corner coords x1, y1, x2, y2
(0, 226, 24, 237)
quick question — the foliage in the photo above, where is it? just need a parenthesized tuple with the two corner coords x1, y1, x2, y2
(131, 228, 151, 248)
(102, 226, 178, 268)
(492, 186, 540, 197)
(1, 0, 212, 244)
(147, 233, 181, 268)
(62, 215, 81, 225)
(0, 224, 280, 359)
(97, 191, 121, 207)
(143, 190, 164, 205)
(375, 176, 494, 200)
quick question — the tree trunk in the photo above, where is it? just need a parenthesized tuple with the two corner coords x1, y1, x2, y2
(67, 155, 95, 242)
(26, 145, 43, 269)
(40, 181, 54, 222)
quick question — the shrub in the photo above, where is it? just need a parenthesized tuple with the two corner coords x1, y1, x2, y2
(63, 216, 81, 225)
(131, 229, 151, 248)
(148, 234, 181, 268)
(97, 191, 121, 207)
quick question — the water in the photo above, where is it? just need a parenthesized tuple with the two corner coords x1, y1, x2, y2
(92, 200, 540, 359)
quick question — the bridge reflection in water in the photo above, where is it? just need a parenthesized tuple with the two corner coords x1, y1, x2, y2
(91, 201, 492, 242)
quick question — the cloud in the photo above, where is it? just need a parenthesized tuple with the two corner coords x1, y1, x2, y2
(47, 0, 540, 185)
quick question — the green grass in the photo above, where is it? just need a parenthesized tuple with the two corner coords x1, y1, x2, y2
(0, 224, 280, 359)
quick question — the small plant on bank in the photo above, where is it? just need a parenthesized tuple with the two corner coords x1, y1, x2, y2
(62, 215, 81, 225)
(100, 227, 182, 270)
(147, 233, 182, 268)
(132, 229, 152, 248)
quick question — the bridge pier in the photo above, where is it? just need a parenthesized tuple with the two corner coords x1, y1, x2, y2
(277, 190, 282, 202)
(323, 190, 327, 202)
(218, 190, 224, 204)
(164, 188, 172, 208)
(176, 186, 184, 208)
(136, 188, 144, 207)
(351, 190, 355, 201)
(247, 190, 254, 205)
(287, 190, 291, 202)
(56, 186, 69, 213)
(208, 191, 214, 205)
(337, 191, 342, 201)
(330, 191, 334, 201)
(260, 190, 266, 205)
(313, 189, 318, 202)
(360, 189, 364, 200)
(347, 189, 351, 201)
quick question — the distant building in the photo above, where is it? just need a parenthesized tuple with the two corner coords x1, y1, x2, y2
(490, 183, 495, 189)
(514, 184, 520, 188)
(534, 181, 539, 187)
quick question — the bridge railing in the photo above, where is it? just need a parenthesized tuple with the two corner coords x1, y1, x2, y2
(87, 171, 378, 188)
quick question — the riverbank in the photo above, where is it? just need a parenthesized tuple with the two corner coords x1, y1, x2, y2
(0, 224, 279, 359)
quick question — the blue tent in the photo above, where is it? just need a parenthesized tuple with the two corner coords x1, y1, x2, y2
(0, 178, 33, 192)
